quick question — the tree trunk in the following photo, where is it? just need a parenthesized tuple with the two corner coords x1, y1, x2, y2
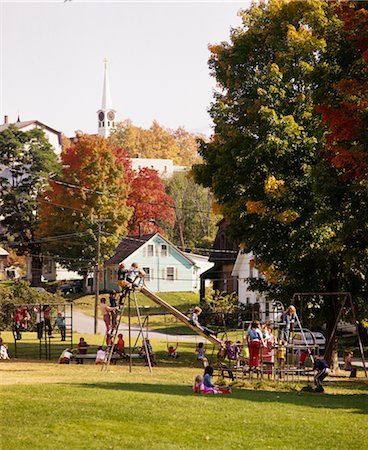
(31, 254, 43, 287)
(324, 266, 340, 371)
(82, 273, 89, 294)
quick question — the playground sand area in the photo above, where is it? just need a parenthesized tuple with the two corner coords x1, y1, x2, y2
(1, 361, 367, 450)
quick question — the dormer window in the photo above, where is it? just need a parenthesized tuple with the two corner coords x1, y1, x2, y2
(161, 244, 168, 257)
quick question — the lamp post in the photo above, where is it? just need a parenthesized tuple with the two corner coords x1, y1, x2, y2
(93, 218, 111, 334)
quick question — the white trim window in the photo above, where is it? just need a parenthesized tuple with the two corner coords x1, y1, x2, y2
(166, 267, 174, 281)
(143, 268, 151, 281)
(161, 244, 168, 257)
(147, 244, 154, 257)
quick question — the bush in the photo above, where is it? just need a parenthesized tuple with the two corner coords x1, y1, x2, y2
(0, 280, 64, 330)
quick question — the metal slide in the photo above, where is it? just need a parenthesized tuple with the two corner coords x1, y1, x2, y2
(140, 287, 223, 346)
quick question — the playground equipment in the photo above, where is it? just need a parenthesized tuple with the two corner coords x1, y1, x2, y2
(11, 303, 73, 360)
(102, 287, 153, 373)
(101, 283, 222, 372)
(293, 292, 367, 378)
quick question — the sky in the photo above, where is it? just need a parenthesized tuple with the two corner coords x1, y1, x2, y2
(1, 0, 251, 137)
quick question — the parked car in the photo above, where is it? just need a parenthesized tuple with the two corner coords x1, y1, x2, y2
(57, 280, 83, 295)
(293, 329, 326, 350)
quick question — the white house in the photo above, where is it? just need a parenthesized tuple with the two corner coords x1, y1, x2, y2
(232, 251, 279, 322)
(104, 233, 210, 293)
(26, 257, 82, 283)
(0, 116, 62, 157)
(0, 246, 9, 281)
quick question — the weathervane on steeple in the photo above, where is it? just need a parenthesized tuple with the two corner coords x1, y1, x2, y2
(97, 58, 116, 138)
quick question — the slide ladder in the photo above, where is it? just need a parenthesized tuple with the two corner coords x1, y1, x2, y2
(140, 287, 222, 346)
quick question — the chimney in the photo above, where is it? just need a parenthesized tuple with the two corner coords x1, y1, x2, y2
(4, 115, 9, 124)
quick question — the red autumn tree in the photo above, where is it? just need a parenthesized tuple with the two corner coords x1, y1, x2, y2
(316, 2, 368, 181)
(127, 168, 175, 235)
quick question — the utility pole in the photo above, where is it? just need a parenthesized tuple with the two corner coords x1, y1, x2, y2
(93, 219, 111, 334)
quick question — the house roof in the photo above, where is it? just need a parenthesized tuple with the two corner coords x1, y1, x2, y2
(105, 234, 155, 265)
(0, 120, 62, 145)
(0, 246, 9, 257)
(105, 232, 196, 266)
(207, 218, 239, 264)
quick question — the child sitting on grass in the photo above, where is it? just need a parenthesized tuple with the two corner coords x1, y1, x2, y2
(59, 348, 73, 364)
(0, 337, 10, 360)
(193, 366, 231, 394)
(95, 346, 106, 365)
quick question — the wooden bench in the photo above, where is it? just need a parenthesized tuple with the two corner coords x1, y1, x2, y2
(74, 353, 144, 362)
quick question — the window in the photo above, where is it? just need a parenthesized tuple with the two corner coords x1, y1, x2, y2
(147, 244, 154, 257)
(161, 244, 168, 257)
(166, 267, 174, 280)
(143, 268, 150, 281)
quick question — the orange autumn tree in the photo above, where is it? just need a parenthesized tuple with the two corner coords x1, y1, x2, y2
(38, 134, 132, 277)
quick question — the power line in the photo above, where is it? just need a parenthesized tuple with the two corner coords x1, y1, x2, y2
(5, 168, 215, 215)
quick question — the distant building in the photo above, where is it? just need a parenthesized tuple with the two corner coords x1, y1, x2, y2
(0, 247, 9, 281)
(0, 115, 62, 157)
(199, 219, 239, 300)
(104, 233, 209, 293)
(25, 257, 82, 283)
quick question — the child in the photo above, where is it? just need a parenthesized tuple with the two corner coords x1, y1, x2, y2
(109, 291, 118, 328)
(196, 342, 208, 367)
(262, 325, 275, 378)
(117, 263, 129, 298)
(43, 305, 53, 337)
(95, 346, 106, 365)
(167, 344, 178, 359)
(100, 297, 115, 335)
(344, 351, 356, 378)
(299, 349, 309, 375)
(115, 333, 125, 356)
(54, 312, 66, 341)
(12, 308, 22, 340)
(203, 366, 230, 394)
(76, 337, 89, 364)
(0, 337, 10, 360)
(193, 374, 205, 393)
(59, 348, 73, 364)
(190, 306, 216, 336)
(140, 339, 157, 366)
(20, 305, 31, 330)
(277, 339, 286, 379)
(313, 355, 330, 392)
(284, 305, 297, 343)
(247, 321, 265, 371)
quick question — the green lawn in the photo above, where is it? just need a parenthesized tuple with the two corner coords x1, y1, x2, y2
(0, 361, 367, 450)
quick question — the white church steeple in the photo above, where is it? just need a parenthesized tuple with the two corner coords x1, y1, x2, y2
(97, 59, 116, 138)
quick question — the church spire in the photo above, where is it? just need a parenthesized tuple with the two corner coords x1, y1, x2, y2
(101, 58, 112, 111)
(97, 58, 116, 138)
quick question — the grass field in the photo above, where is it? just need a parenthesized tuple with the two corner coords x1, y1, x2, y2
(1, 361, 367, 450)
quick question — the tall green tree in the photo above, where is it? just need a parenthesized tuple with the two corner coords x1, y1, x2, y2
(165, 172, 219, 249)
(38, 134, 132, 282)
(193, 0, 368, 363)
(0, 125, 61, 285)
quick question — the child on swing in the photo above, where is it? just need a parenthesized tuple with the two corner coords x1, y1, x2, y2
(167, 343, 178, 359)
